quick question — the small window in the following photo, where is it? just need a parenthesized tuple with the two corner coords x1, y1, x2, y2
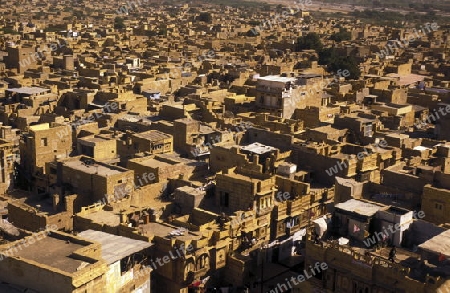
(220, 192, 229, 207)
(435, 203, 443, 210)
(41, 138, 48, 147)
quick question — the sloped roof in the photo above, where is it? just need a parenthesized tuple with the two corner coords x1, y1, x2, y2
(78, 230, 152, 264)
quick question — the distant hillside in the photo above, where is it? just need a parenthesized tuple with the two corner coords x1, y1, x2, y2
(319, 0, 450, 12)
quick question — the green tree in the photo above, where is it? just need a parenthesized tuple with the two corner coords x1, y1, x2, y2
(198, 12, 212, 23)
(114, 17, 125, 29)
(319, 48, 361, 80)
(295, 32, 323, 52)
(330, 28, 352, 42)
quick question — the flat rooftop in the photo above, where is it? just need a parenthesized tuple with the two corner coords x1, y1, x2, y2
(14, 235, 90, 273)
(78, 230, 152, 264)
(119, 114, 153, 124)
(132, 153, 205, 169)
(132, 130, 172, 141)
(176, 186, 205, 197)
(140, 222, 202, 241)
(29, 123, 50, 131)
(335, 199, 386, 217)
(384, 73, 426, 86)
(298, 73, 322, 78)
(419, 229, 450, 257)
(78, 136, 112, 144)
(80, 210, 121, 226)
(63, 159, 124, 176)
(199, 124, 215, 135)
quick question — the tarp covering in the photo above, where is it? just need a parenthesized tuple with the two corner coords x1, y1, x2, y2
(313, 217, 328, 238)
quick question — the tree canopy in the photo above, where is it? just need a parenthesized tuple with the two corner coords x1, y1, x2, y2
(295, 32, 323, 52)
(198, 12, 212, 23)
(114, 17, 125, 29)
(330, 28, 352, 42)
(319, 48, 361, 80)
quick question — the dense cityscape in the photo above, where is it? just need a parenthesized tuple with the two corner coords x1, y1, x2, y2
(0, 0, 448, 292)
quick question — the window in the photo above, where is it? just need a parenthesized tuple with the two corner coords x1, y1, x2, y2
(196, 255, 209, 270)
(220, 192, 229, 207)
(41, 138, 48, 147)
(435, 203, 443, 210)
(153, 144, 163, 150)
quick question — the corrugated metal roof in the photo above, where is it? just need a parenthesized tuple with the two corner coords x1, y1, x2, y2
(335, 199, 386, 217)
(0, 219, 20, 236)
(257, 75, 296, 83)
(78, 230, 152, 264)
(240, 142, 276, 155)
(6, 87, 49, 95)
